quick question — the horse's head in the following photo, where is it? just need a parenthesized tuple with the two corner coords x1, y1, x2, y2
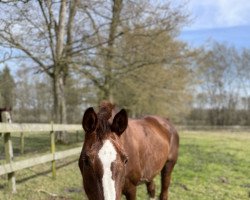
(0, 107, 12, 123)
(79, 102, 128, 200)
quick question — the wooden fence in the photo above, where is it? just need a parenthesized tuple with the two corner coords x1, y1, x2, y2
(0, 123, 83, 193)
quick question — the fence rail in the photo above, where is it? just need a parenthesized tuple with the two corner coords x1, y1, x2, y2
(0, 123, 83, 193)
(0, 123, 82, 133)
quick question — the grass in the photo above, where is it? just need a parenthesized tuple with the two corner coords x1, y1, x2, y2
(169, 131, 250, 200)
(0, 130, 250, 200)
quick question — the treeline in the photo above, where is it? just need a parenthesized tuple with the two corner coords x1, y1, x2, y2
(0, 66, 84, 124)
(2, 41, 250, 126)
(0, 1, 250, 130)
(189, 108, 250, 126)
(187, 42, 250, 126)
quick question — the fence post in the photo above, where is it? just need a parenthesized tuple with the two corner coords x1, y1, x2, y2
(4, 133, 16, 193)
(20, 132, 24, 154)
(50, 121, 56, 179)
(2, 110, 16, 193)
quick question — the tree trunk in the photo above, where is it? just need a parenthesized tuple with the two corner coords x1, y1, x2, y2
(53, 75, 60, 123)
(53, 72, 68, 143)
(103, 0, 123, 103)
(53, 0, 68, 143)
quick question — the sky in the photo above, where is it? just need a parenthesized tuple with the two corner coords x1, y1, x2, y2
(179, 0, 250, 48)
(1, 0, 250, 73)
(185, 0, 250, 30)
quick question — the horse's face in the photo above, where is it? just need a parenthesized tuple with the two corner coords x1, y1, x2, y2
(79, 107, 128, 200)
(0, 108, 12, 123)
(3, 111, 12, 123)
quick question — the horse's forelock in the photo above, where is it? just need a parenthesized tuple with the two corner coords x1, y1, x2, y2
(98, 101, 115, 121)
(95, 101, 115, 139)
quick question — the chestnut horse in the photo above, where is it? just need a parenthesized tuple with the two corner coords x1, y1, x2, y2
(78, 101, 179, 200)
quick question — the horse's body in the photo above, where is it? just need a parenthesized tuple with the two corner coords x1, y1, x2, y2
(79, 101, 179, 200)
(121, 116, 179, 199)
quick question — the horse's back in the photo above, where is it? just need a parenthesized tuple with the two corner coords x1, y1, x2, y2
(122, 115, 179, 184)
(144, 115, 179, 161)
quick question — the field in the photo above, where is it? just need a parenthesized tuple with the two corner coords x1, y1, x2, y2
(0, 130, 249, 200)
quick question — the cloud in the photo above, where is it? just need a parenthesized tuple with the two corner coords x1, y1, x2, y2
(186, 0, 250, 30)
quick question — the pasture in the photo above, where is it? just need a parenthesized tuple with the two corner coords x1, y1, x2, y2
(0, 130, 249, 200)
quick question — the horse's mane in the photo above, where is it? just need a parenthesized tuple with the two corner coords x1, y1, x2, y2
(96, 101, 115, 138)
(97, 100, 115, 120)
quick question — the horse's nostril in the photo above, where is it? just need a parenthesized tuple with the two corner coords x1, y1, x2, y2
(83, 156, 90, 167)
(84, 159, 89, 166)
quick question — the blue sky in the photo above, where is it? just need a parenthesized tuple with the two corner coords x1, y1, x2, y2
(1, 0, 250, 73)
(180, 25, 250, 48)
(179, 0, 250, 48)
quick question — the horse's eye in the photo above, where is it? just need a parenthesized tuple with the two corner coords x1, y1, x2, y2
(124, 157, 128, 164)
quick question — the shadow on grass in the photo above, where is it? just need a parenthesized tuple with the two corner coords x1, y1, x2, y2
(0, 135, 50, 159)
(0, 158, 79, 190)
(0, 132, 84, 159)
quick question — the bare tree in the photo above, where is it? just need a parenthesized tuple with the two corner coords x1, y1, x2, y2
(73, 0, 194, 119)
(0, 0, 193, 126)
(192, 42, 250, 125)
(0, 0, 80, 142)
(13, 66, 53, 123)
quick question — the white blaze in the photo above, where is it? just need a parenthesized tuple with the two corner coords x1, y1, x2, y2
(98, 140, 117, 200)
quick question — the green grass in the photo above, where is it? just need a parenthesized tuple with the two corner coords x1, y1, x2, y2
(0, 131, 249, 200)
(169, 131, 250, 200)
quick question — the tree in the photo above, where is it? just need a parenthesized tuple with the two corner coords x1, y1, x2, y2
(74, 0, 194, 119)
(14, 66, 53, 123)
(0, 65, 15, 108)
(0, 0, 80, 142)
(0, 0, 194, 125)
(113, 28, 194, 119)
(237, 49, 250, 125)
(65, 74, 85, 124)
(190, 41, 250, 125)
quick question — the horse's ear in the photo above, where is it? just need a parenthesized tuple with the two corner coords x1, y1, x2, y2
(111, 109, 128, 136)
(82, 107, 98, 133)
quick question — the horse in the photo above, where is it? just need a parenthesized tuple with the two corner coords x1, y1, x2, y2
(0, 107, 12, 137)
(78, 101, 179, 200)
(0, 107, 12, 123)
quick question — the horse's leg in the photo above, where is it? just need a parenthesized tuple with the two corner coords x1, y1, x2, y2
(123, 182, 137, 200)
(159, 160, 176, 200)
(146, 180, 156, 199)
